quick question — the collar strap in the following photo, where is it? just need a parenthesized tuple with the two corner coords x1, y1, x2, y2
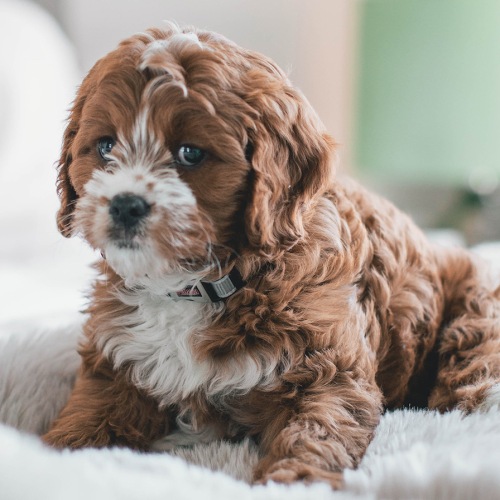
(167, 267, 246, 303)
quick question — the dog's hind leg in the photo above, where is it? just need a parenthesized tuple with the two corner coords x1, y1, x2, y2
(428, 248, 500, 412)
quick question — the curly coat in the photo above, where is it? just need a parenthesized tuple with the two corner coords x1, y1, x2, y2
(43, 23, 500, 488)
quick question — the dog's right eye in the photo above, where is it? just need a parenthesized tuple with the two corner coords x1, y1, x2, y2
(97, 137, 116, 160)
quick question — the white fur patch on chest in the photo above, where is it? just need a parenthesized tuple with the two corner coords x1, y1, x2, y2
(98, 290, 277, 406)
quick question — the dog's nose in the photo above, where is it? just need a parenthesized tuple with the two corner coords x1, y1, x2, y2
(109, 194, 151, 229)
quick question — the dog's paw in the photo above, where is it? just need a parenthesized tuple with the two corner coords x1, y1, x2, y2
(41, 426, 110, 450)
(41, 430, 77, 449)
(254, 458, 344, 489)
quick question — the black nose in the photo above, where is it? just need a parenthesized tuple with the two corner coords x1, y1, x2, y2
(109, 194, 151, 229)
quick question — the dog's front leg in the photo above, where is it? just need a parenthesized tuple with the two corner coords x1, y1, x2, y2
(254, 377, 382, 488)
(42, 368, 168, 450)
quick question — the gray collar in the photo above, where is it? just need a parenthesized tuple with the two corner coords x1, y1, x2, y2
(167, 267, 246, 303)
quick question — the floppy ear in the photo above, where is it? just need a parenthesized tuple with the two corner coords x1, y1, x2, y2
(56, 72, 97, 237)
(244, 83, 336, 258)
(56, 124, 79, 237)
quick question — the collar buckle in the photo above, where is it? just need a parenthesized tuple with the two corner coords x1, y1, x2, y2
(167, 267, 245, 303)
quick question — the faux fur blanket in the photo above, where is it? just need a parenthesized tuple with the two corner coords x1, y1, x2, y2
(1, 302, 500, 500)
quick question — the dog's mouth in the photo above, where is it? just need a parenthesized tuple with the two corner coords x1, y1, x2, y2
(115, 240, 141, 250)
(100, 221, 215, 285)
(107, 228, 143, 251)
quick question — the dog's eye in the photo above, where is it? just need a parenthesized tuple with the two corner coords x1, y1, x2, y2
(97, 137, 116, 160)
(175, 145, 206, 168)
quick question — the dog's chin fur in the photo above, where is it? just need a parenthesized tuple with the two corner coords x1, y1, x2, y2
(43, 21, 500, 489)
(102, 244, 203, 292)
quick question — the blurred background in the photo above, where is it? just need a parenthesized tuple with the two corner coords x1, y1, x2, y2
(0, 0, 499, 321)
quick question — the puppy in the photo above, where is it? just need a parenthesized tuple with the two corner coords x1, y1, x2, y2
(43, 23, 500, 487)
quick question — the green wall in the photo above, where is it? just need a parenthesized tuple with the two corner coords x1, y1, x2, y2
(355, 0, 500, 185)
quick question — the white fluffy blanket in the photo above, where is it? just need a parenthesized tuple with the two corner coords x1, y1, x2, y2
(1, 246, 500, 500)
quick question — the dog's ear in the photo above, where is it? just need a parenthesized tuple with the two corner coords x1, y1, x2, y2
(56, 72, 97, 237)
(56, 124, 79, 237)
(244, 78, 336, 258)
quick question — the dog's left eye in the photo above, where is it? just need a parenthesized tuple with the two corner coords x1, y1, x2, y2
(175, 145, 206, 168)
(97, 136, 116, 160)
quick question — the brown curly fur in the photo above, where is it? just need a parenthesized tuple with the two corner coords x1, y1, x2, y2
(43, 23, 500, 488)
